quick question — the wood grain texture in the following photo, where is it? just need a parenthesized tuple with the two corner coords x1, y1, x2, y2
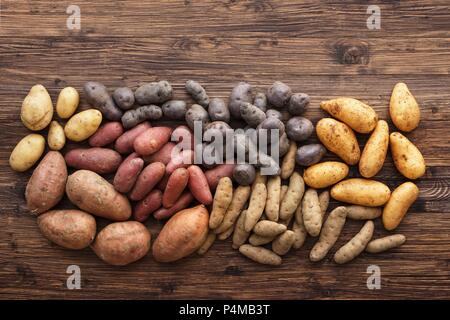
(0, 0, 449, 300)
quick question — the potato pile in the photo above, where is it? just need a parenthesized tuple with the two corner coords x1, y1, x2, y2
(9, 80, 424, 266)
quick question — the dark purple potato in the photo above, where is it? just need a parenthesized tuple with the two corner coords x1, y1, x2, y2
(296, 144, 327, 166)
(233, 164, 256, 186)
(185, 80, 209, 107)
(253, 92, 267, 112)
(288, 93, 310, 116)
(286, 117, 314, 142)
(229, 82, 253, 119)
(266, 81, 292, 108)
(83, 81, 123, 121)
(208, 98, 230, 122)
(113, 87, 135, 110)
(162, 100, 187, 120)
(135, 81, 172, 105)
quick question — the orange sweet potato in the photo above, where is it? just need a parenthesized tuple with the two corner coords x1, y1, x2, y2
(187, 165, 213, 205)
(163, 168, 189, 208)
(133, 126, 173, 156)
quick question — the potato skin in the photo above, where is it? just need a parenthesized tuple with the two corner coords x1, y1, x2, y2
(152, 205, 209, 262)
(83, 81, 123, 121)
(153, 191, 194, 220)
(390, 82, 420, 132)
(114, 122, 151, 154)
(133, 127, 173, 156)
(346, 205, 382, 220)
(66, 170, 132, 221)
(129, 162, 166, 201)
(209, 177, 233, 229)
(21, 84, 53, 131)
(91, 221, 151, 266)
(185, 104, 210, 131)
(331, 178, 391, 207)
(37, 210, 96, 249)
(9, 134, 45, 172)
(187, 165, 213, 205)
(65, 148, 122, 174)
(25, 151, 67, 215)
(334, 220, 374, 264)
(286, 117, 314, 142)
(48, 121, 66, 151)
(163, 168, 189, 208)
(143, 142, 176, 165)
(382, 182, 419, 230)
(135, 81, 173, 105)
(113, 87, 135, 110)
(233, 164, 256, 186)
(185, 80, 209, 107)
(88, 122, 124, 147)
(303, 161, 349, 189)
(121, 105, 162, 129)
(240, 102, 266, 127)
(56, 87, 79, 119)
(366, 234, 406, 253)
(133, 189, 162, 222)
(205, 164, 235, 191)
(113, 153, 144, 193)
(320, 97, 378, 133)
(316, 118, 360, 165)
(64, 109, 102, 142)
(208, 98, 230, 122)
(239, 244, 282, 266)
(390, 132, 425, 180)
(162, 100, 187, 120)
(359, 120, 389, 178)
(295, 144, 327, 167)
(266, 81, 292, 108)
(229, 82, 253, 119)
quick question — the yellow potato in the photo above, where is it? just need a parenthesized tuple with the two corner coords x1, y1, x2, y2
(280, 141, 297, 179)
(265, 176, 281, 221)
(47, 121, 66, 151)
(56, 87, 80, 119)
(9, 134, 45, 172)
(390, 132, 425, 180)
(21, 84, 53, 131)
(390, 82, 420, 132)
(209, 177, 233, 229)
(303, 161, 349, 189)
(359, 120, 389, 178)
(316, 118, 360, 165)
(279, 172, 305, 221)
(331, 178, 391, 207)
(382, 182, 419, 230)
(320, 97, 378, 133)
(64, 109, 102, 142)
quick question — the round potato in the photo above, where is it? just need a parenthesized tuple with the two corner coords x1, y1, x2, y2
(208, 98, 230, 122)
(266, 81, 292, 108)
(64, 109, 102, 142)
(21, 84, 53, 131)
(113, 87, 135, 110)
(9, 134, 45, 172)
(56, 87, 79, 119)
(382, 182, 419, 230)
(162, 100, 187, 120)
(359, 120, 389, 178)
(390, 82, 420, 132)
(316, 118, 360, 165)
(331, 178, 391, 207)
(303, 161, 349, 189)
(233, 164, 256, 186)
(286, 117, 314, 142)
(288, 93, 309, 115)
(296, 144, 327, 167)
(390, 132, 425, 180)
(185, 104, 210, 131)
(48, 121, 66, 151)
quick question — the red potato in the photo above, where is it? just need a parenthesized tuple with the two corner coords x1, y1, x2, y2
(163, 168, 189, 208)
(205, 164, 235, 191)
(187, 165, 213, 205)
(171, 125, 194, 150)
(113, 153, 144, 193)
(153, 192, 194, 220)
(65, 148, 122, 174)
(166, 149, 194, 174)
(88, 121, 124, 147)
(143, 142, 176, 165)
(152, 204, 209, 262)
(114, 122, 151, 154)
(129, 162, 166, 201)
(134, 126, 173, 156)
(133, 190, 162, 222)
(156, 173, 170, 191)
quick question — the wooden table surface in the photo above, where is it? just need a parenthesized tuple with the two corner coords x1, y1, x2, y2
(0, 1, 449, 300)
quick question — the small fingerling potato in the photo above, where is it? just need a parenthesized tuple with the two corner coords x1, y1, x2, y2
(390, 82, 420, 132)
(359, 120, 389, 178)
(134, 81, 173, 105)
(302, 188, 323, 237)
(229, 82, 253, 119)
(153, 191, 194, 221)
(232, 210, 251, 249)
(334, 221, 374, 264)
(214, 185, 251, 234)
(303, 161, 349, 189)
(113, 87, 135, 110)
(9, 134, 45, 172)
(83, 81, 122, 121)
(331, 178, 391, 207)
(64, 109, 102, 142)
(253, 220, 287, 237)
(121, 105, 162, 129)
(249, 233, 275, 246)
(209, 177, 233, 229)
(318, 190, 330, 218)
(197, 233, 216, 255)
(279, 172, 305, 221)
(366, 234, 406, 253)
(113, 153, 144, 193)
(272, 230, 295, 256)
(56, 86, 79, 119)
(244, 183, 268, 232)
(21, 84, 53, 131)
(281, 141, 297, 179)
(239, 244, 282, 266)
(133, 189, 162, 222)
(390, 132, 425, 180)
(346, 205, 382, 220)
(382, 182, 419, 230)
(265, 176, 281, 221)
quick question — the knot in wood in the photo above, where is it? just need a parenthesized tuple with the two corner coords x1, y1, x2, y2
(334, 39, 370, 65)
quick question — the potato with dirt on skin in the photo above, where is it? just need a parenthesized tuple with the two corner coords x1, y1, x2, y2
(112, 87, 135, 110)
(152, 205, 209, 262)
(272, 230, 296, 256)
(208, 98, 230, 122)
(279, 172, 305, 221)
(64, 109, 102, 142)
(56, 87, 79, 119)
(21, 84, 53, 131)
(266, 81, 292, 108)
(37, 210, 96, 250)
(241, 102, 267, 127)
(316, 118, 360, 165)
(303, 161, 349, 189)
(254, 220, 286, 237)
(390, 82, 420, 132)
(134, 81, 173, 105)
(296, 144, 327, 167)
(209, 177, 233, 229)
(83, 81, 123, 121)
(331, 178, 391, 207)
(265, 175, 281, 221)
(359, 120, 389, 178)
(229, 82, 253, 119)
(232, 210, 251, 249)
(390, 132, 425, 180)
(244, 183, 267, 232)
(302, 188, 322, 237)
(9, 134, 46, 172)
(214, 185, 251, 234)
(91, 221, 151, 266)
(281, 141, 297, 179)
(320, 97, 378, 133)
(121, 105, 162, 129)
(25, 151, 67, 215)
(382, 182, 419, 231)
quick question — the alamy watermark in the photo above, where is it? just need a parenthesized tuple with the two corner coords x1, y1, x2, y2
(366, 5, 381, 30)
(66, 265, 81, 289)
(366, 265, 381, 290)
(66, 5, 81, 30)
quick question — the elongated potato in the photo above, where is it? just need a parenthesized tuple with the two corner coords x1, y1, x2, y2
(218, 226, 234, 240)
(292, 220, 307, 249)
(25, 151, 67, 215)
(65, 148, 122, 174)
(366, 234, 406, 253)
(239, 244, 282, 266)
(272, 230, 295, 256)
(249, 233, 275, 246)
(133, 127, 173, 156)
(129, 162, 166, 201)
(320, 97, 378, 133)
(265, 176, 281, 221)
(214, 186, 251, 234)
(9, 134, 45, 172)
(390, 132, 425, 180)
(114, 122, 151, 154)
(66, 170, 131, 221)
(162, 168, 189, 208)
(334, 221, 374, 264)
(37, 210, 96, 249)
(390, 82, 420, 132)
(303, 161, 349, 189)
(280, 185, 288, 202)
(197, 232, 216, 255)
(382, 182, 419, 230)
(56, 87, 79, 119)
(209, 177, 233, 229)
(113, 153, 144, 193)
(48, 121, 66, 151)
(21, 84, 53, 131)
(280, 141, 297, 179)
(91, 221, 151, 266)
(153, 191, 193, 220)
(188, 165, 213, 205)
(346, 205, 382, 220)
(244, 183, 267, 232)
(331, 178, 391, 207)
(279, 172, 305, 221)
(253, 220, 287, 237)
(318, 190, 330, 218)
(88, 121, 124, 147)
(232, 210, 250, 249)
(133, 190, 162, 222)
(310, 206, 347, 262)
(152, 205, 209, 262)
(302, 188, 322, 237)
(316, 118, 360, 165)
(359, 120, 389, 178)
(64, 109, 102, 142)
(252, 170, 267, 189)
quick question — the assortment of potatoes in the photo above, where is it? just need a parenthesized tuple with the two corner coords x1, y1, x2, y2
(8, 79, 425, 267)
